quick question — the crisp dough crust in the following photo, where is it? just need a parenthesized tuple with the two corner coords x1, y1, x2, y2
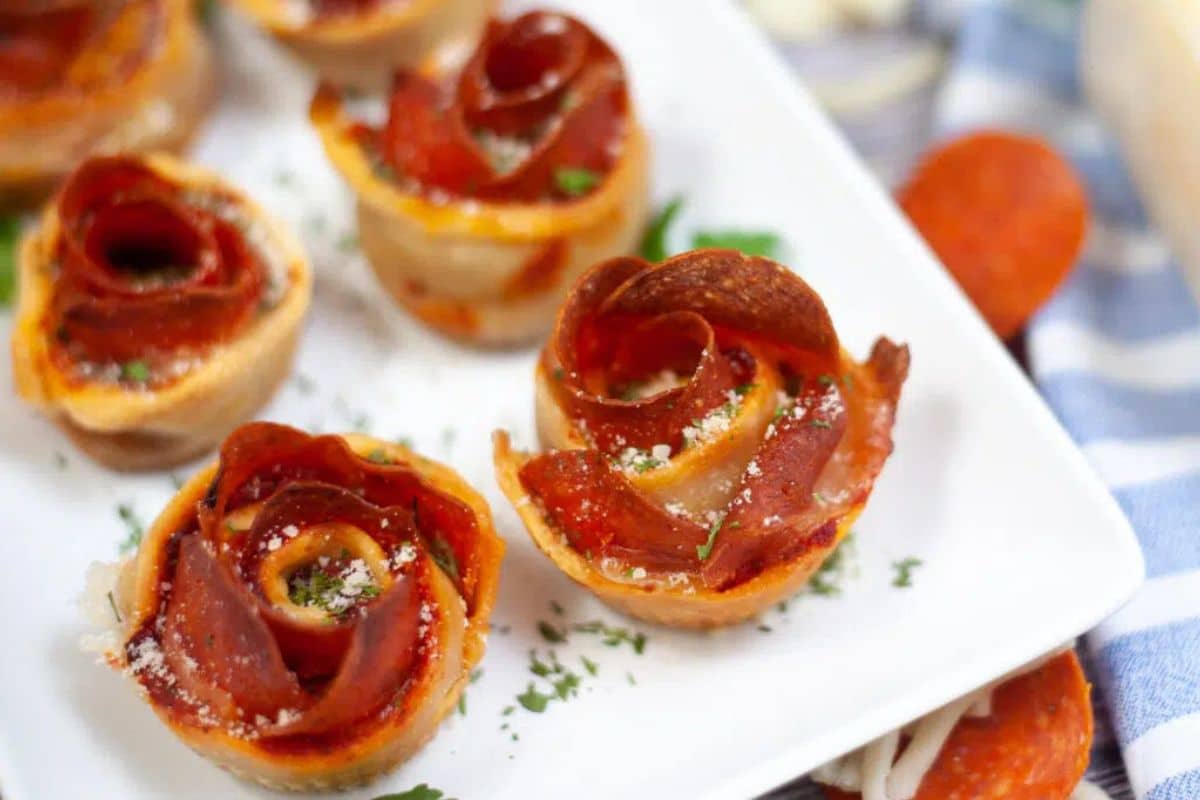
(0, 0, 215, 209)
(310, 82, 650, 348)
(10, 153, 313, 471)
(98, 432, 503, 790)
(495, 429, 860, 628)
(227, 0, 496, 91)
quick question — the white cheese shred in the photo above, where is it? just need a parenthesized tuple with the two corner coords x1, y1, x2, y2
(810, 643, 1111, 800)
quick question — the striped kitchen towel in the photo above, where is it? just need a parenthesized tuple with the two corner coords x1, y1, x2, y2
(936, 0, 1200, 797)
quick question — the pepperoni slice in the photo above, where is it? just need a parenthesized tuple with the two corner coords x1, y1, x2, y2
(822, 651, 1093, 800)
(898, 131, 1088, 340)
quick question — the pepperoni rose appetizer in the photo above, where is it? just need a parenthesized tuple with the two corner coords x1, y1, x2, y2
(0, 0, 214, 208)
(10, 154, 312, 470)
(814, 650, 1093, 800)
(226, 0, 494, 91)
(311, 10, 649, 346)
(494, 250, 909, 628)
(85, 423, 504, 790)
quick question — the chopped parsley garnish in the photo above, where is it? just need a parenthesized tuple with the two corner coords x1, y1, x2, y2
(116, 504, 144, 553)
(396, 436, 414, 449)
(371, 785, 457, 800)
(626, 672, 637, 686)
(757, 623, 772, 633)
(120, 360, 151, 384)
(892, 557, 923, 588)
(810, 419, 832, 429)
(812, 491, 827, 504)
(696, 517, 723, 560)
(470, 668, 483, 684)
(537, 620, 566, 643)
(552, 367, 565, 381)
(0, 216, 18, 307)
(734, 383, 757, 396)
(554, 166, 600, 197)
(691, 230, 781, 259)
(552, 672, 581, 699)
(808, 533, 856, 596)
(817, 374, 835, 386)
(581, 655, 598, 676)
(457, 694, 467, 716)
(287, 559, 380, 616)
(366, 448, 392, 465)
(550, 600, 564, 615)
(516, 682, 553, 713)
(573, 620, 647, 653)
(639, 196, 684, 262)
(428, 536, 460, 581)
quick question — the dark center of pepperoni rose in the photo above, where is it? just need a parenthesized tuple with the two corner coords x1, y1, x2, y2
(85, 200, 213, 290)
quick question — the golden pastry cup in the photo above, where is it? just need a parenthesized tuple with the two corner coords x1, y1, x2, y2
(228, 0, 496, 90)
(10, 153, 313, 471)
(0, 0, 215, 210)
(100, 434, 504, 790)
(310, 86, 651, 347)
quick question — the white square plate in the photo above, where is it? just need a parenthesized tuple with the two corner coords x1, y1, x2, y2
(0, 2, 1143, 798)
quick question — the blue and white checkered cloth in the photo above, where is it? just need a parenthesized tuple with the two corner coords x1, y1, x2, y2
(935, 1, 1200, 797)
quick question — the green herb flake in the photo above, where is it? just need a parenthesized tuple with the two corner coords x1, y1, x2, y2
(537, 620, 566, 643)
(552, 671, 581, 700)
(552, 367, 565, 382)
(428, 536, 460, 581)
(553, 166, 600, 197)
(470, 668, 483, 684)
(810, 419, 833, 430)
(550, 600, 564, 616)
(696, 517, 723, 560)
(457, 694, 467, 716)
(639, 196, 684, 262)
(808, 533, 856, 597)
(529, 650, 554, 678)
(366, 448, 392, 465)
(626, 672, 637, 686)
(817, 374, 835, 386)
(691, 230, 781, 259)
(757, 624, 772, 633)
(734, 383, 758, 396)
(120, 360, 151, 384)
(370, 784, 457, 800)
(573, 620, 647, 653)
(0, 217, 19, 307)
(516, 682, 553, 713)
(116, 504, 144, 553)
(53, 451, 67, 469)
(581, 655, 598, 676)
(502, 705, 515, 716)
(892, 557, 924, 589)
